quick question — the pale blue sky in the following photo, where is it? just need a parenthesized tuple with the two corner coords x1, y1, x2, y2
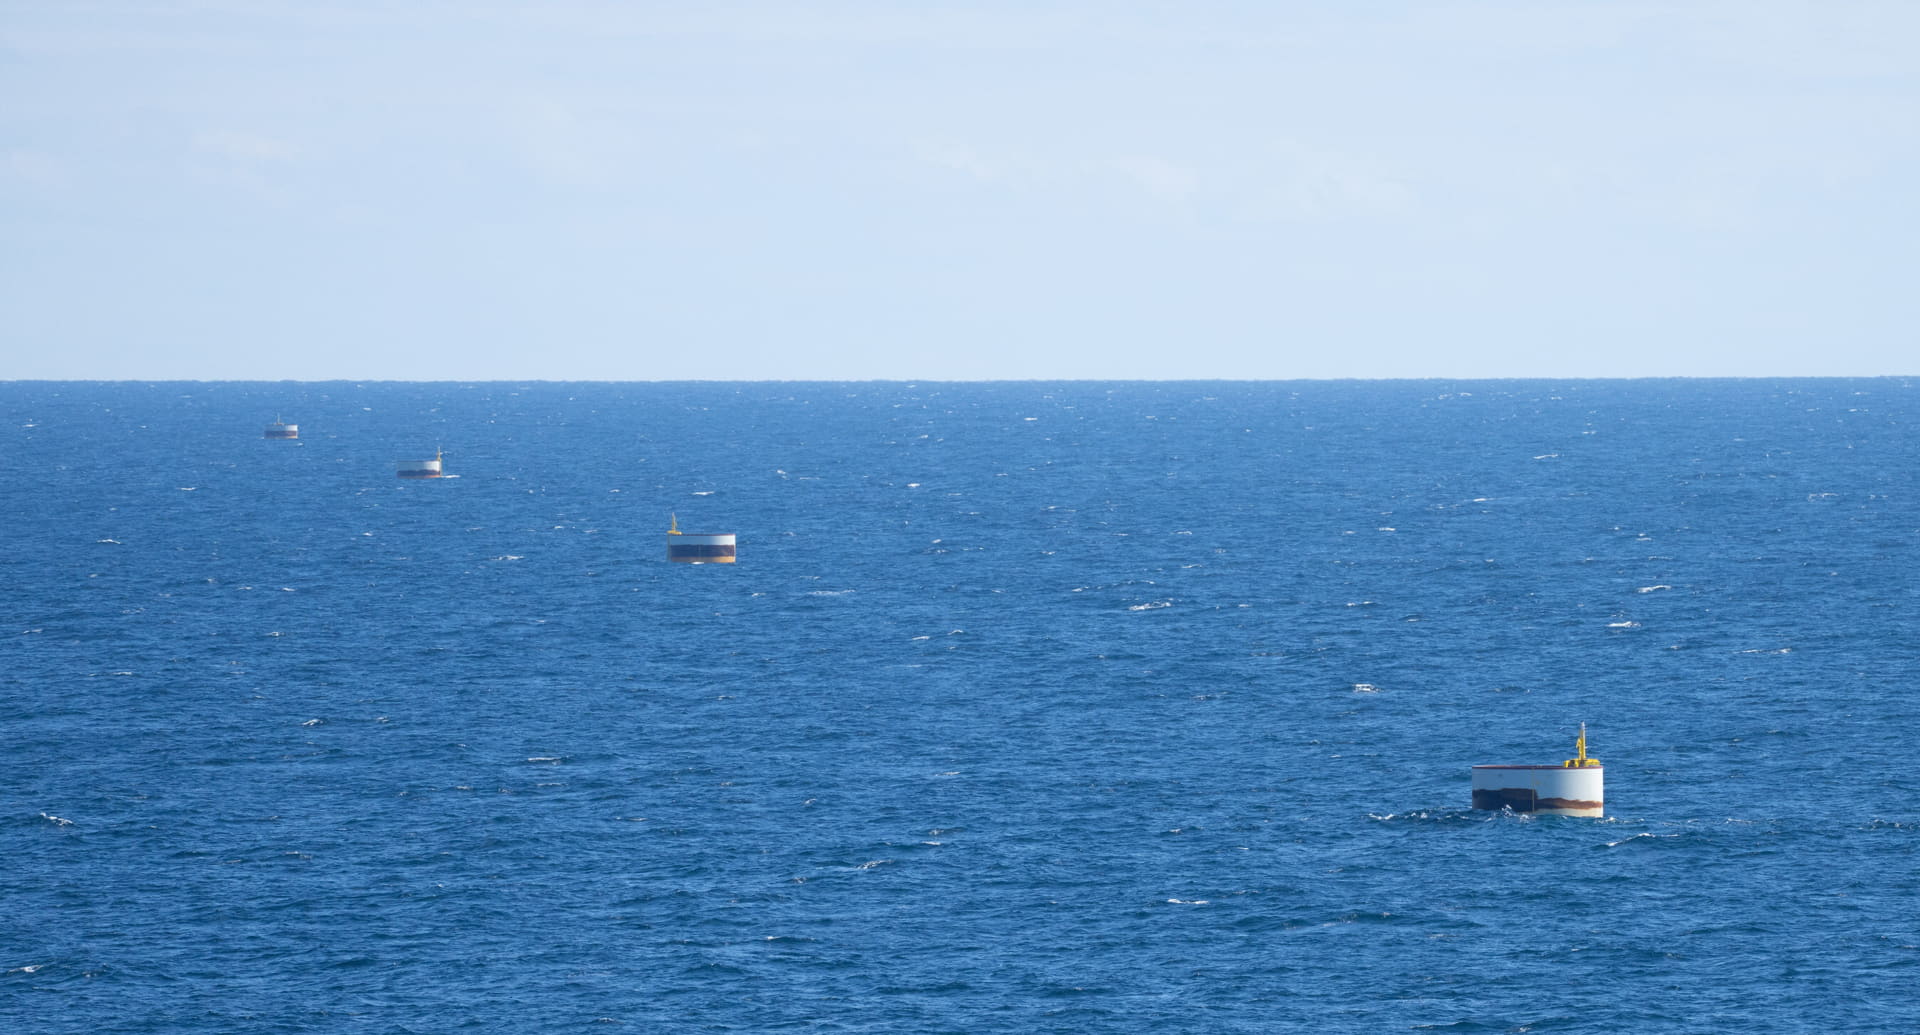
(3, 1, 1915, 380)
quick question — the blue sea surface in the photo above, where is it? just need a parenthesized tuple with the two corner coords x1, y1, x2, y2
(4, 379, 1917, 1033)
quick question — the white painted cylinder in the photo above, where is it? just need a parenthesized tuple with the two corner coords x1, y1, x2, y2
(396, 457, 443, 478)
(264, 422, 298, 439)
(1471, 765, 1603, 817)
(668, 532, 736, 563)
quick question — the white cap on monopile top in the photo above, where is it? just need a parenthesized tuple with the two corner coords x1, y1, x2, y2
(666, 513, 736, 564)
(1471, 723, 1604, 817)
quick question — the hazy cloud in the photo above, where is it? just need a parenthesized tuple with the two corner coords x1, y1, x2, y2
(3, 0, 1915, 377)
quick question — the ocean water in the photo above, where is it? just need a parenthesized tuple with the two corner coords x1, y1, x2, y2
(4, 379, 1917, 1034)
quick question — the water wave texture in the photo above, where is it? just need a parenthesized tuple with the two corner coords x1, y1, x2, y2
(4, 379, 1918, 1033)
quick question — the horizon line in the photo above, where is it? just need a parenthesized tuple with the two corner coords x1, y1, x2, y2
(6, 374, 1916, 386)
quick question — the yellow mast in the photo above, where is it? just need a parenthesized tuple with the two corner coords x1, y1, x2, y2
(1564, 722, 1600, 768)
(668, 512, 681, 535)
